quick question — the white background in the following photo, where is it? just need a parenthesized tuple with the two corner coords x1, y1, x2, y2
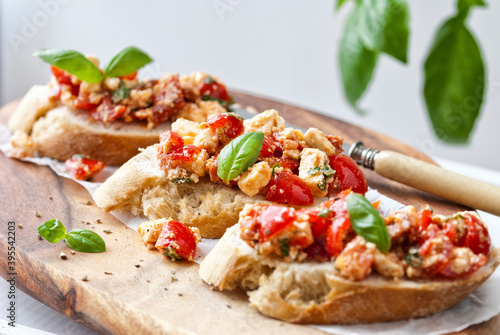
(0, 0, 499, 170)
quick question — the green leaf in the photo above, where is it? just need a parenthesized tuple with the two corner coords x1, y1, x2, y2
(458, 0, 486, 12)
(423, 15, 485, 143)
(346, 193, 391, 253)
(339, 6, 379, 109)
(217, 131, 265, 183)
(103, 46, 153, 78)
(34, 49, 104, 83)
(336, 0, 350, 10)
(65, 229, 106, 253)
(37, 219, 66, 244)
(357, 0, 409, 63)
(111, 81, 130, 104)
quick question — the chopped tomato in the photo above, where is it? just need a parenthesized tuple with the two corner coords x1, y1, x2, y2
(159, 130, 184, 151)
(151, 75, 185, 126)
(329, 154, 368, 195)
(199, 77, 231, 107)
(89, 95, 127, 122)
(166, 145, 201, 164)
(464, 213, 491, 255)
(304, 239, 330, 262)
(258, 205, 296, 242)
(51, 66, 73, 85)
(155, 220, 198, 261)
(323, 190, 353, 257)
(418, 224, 453, 277)
(417, 207, 433, 232)
(439, 249, 487, 278)
(265, 171, 313, 206)
(206, 113, 244, 143)
(119, 71, 138, 81)
(274, 157, 300, 173)
(259, 135, 277, 158)
(296, 208, 333, 238)
(74, 94, 99, 110)
(65, 155, 106, 180)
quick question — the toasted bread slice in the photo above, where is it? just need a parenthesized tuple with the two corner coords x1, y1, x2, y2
(94, 145, 271, 238)
(200, 224, 499, 324)
(8, 85, 171, 165)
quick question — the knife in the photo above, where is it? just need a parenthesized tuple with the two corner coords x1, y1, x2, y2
(234, 108, 500, 216)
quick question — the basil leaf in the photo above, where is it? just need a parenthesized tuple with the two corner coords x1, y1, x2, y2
(34, 49, 104, 83)
(217, 132, 265, 183)
(423, 13, 485, 143)
(37, 219, 66, 244)
(65, 229, 106, 253)
(336, 0, 350, 10)
(358, 0, 410, 63)
(339, 5, 379, 109)
(104, 46, 153, 78)
(112, 81, 130, 104)
(346, 193, 391, 253)
(458, 0, 486, 12)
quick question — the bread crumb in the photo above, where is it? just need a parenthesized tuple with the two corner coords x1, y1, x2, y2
(18, 224, 22, 228)
(170, 277, 177, 282)
(35, 212, 41, 218)
(70, 250, 75, 255)
(81, 275, 88, 281)
(177, 293, 183, 297)
(105, 272, 112, 275)
(103, 230, 112, 234)
(60, 252, 67, 260)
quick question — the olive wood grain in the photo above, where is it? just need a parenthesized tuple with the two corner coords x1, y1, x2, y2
(0, 92, 498, 335)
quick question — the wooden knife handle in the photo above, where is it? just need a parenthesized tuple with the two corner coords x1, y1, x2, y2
(374, 150, 500, 216)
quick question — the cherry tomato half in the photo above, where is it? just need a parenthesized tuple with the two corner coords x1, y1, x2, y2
(329, 154, 368, 195)
(51, 66, 73, 85)
(418, 224, 453, 277)
(206, 113, 244, 142)
(155, 220, 197, 261)
(258, 205, 296, 242)
(265, 171, 313, 206)
(119, 71, 138, 81)
(199, 77, 231, 107)
(65, 156, 106, 180)
(296, 208, 334, 238)
(464, 213, 491, 255)
(159, 130, 184, 151)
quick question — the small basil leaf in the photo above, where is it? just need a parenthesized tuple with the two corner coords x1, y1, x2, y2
(458, 0, 486, 12)
(112, 81, 130, 104)
(65, 229, 106, 253)
(339, 5, 379, 110)
(37, 219, 66, 244)
(423, 14, 485, 143)
(346, 193, 391, 253)
(104, 46, 153, 78)
(34, 48, 104, 83)
(217, 131, 265, 183)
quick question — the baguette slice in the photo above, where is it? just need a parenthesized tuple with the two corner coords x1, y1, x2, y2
(200, 224, 499, 324)
(94, 145, 272, 238)
(8, 85, 171, 165)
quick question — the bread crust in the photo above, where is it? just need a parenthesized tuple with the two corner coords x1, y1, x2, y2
(94, 146, 272, 238)
(8, 85, 172, 165)
(200, 225, 499, 324)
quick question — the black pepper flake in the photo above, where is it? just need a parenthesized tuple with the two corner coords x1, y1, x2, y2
(86, 200, 92, 205)
(177, 293, 183, 297)
(103, 230, 112, 234)
(105, 272, 112, 275)
(135, 264, 140, 268)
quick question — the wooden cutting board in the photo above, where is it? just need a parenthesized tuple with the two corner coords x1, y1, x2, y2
(0, 92, 498, 335)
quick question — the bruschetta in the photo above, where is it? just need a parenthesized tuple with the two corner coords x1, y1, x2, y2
(8, 47, 230, 165)
(94, 109, 367, 237)
(199, 190, 498, 324)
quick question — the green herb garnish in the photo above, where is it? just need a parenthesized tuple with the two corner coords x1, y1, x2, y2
(346, 193, 391, 253)
(279, 239, 290, 257)
(38, 219, 106, 253)
(172, 178, 194, 184)
(163, 247, 182, 262)
(217, 132, 265, 183)
(111, 81, 130, 104)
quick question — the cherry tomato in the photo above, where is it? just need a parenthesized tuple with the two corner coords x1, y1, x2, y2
(119, 71, 138, 81)
(259, 135, 276, 158)
(296, 208, 333, 238)
(329, 154, 368, 195)
(464, 213, 491, 255)
(304, 239, 331, 262)
(258, 205, 297, 242)
(199, 77, 231, 107)
(265, 171, 313, 206)
(159, 130, 184, 151)
(152, 75, 185, 125)
(323, 190, 353, 257)
(439, 250, 487, 278)
(274, 157, 300, 173)
(74, 94, 99, 110)
(155, 220, 198, 261)
(206, 113, 244, 142)
(166, 145, 201, 164)
(417, 224, 452, 277)
(417, 207, 433, 232)
(64, 155, 106, 180)
(51, 66, 73, 85)
(89, 96, 126, 122)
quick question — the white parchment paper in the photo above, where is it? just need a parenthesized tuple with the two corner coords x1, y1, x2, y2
(1, 122, 499, 335)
